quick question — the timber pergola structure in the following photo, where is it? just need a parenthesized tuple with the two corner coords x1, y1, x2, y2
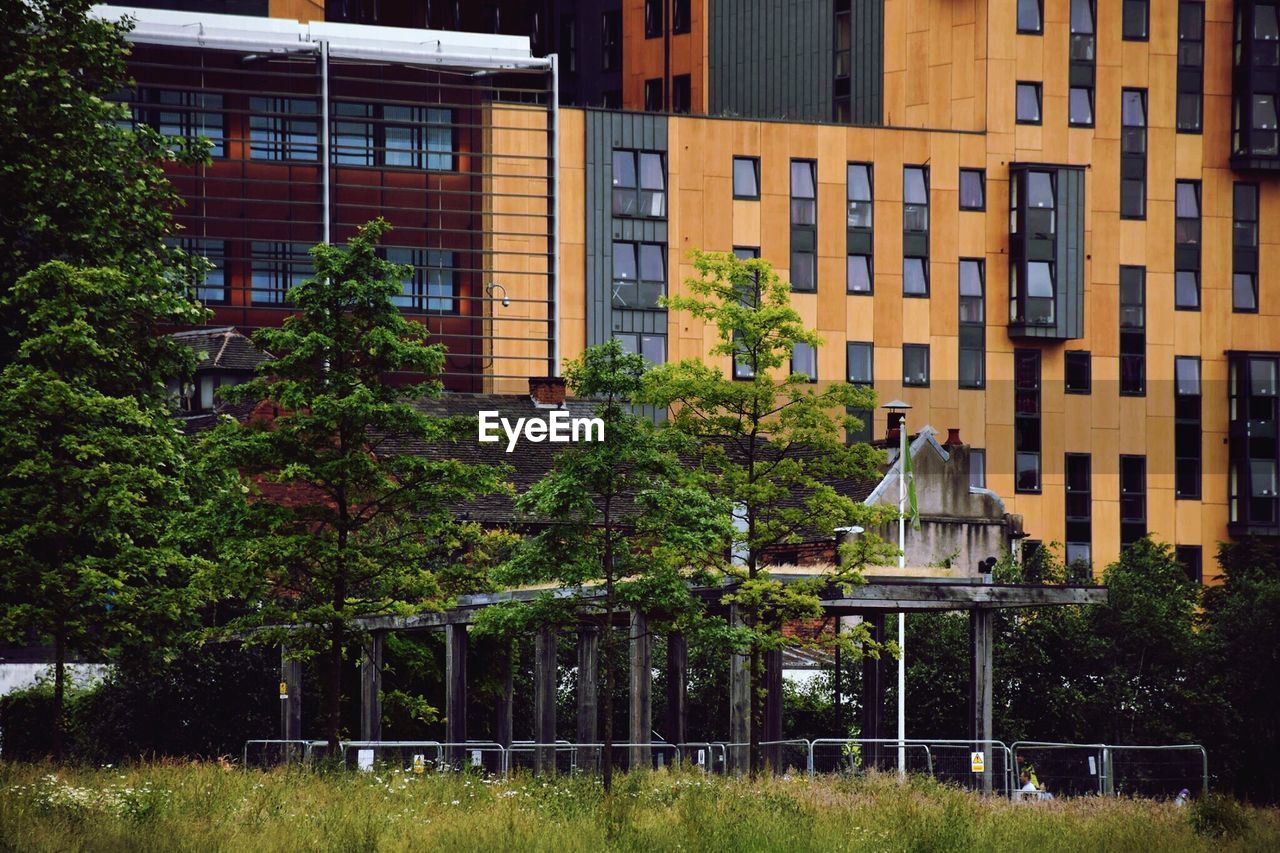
(276, 571, 1106, 789)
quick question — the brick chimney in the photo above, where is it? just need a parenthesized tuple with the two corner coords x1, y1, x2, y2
(943, 427, 964, 448)
(886, 411, 905, 443)
(529, 376, 567, 407)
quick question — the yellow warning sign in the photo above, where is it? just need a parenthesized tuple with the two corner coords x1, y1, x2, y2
(412, 754, 425, 774)
(970, 751, 985, 773)
(279, 681, 288, 699)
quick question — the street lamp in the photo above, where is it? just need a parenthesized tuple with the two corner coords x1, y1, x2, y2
(881, 399, 912, 778)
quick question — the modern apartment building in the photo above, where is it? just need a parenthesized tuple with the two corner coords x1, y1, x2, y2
(101, 1, 1280, 581)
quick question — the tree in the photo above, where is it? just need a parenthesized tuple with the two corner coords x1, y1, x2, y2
(0, 0, 209, 345)
(209, 220, 508, 752)
(475, 340, 730, 790)
(0, 263, 209, 759)
(642, 250, 897, 775)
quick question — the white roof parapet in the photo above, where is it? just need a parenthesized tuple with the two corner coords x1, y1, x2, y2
(93, 5, 552, 71)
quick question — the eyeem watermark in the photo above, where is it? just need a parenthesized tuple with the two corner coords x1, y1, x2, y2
(478, 410, 604, 452)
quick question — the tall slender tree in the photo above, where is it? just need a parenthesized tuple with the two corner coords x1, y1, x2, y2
(209, 220, 508, 752)
(643, 250, 898, 776)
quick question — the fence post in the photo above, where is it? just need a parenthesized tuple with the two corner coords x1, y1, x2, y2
(280, 646, 302, 760)
(861, 613, 886, 771)
(534, 626, 557, 773)
(629, 610, 652, 770)
(969, 607, 994, 794)
(576, 626, 599, 771)
(666, 631, 688, 748)
(494, 638, 514, 749)
(445, 623, 468, 765)
(728, 605, 750, 775)
(763, 648, 783, 772)
(360, 631, 383, 742)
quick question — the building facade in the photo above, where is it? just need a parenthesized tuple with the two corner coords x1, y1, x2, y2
(103, 1, 1280, 581)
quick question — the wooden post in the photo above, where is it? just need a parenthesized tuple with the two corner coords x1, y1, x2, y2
(665, 631, 688, 748)
(534, 626, 557, 773)
(494, 639, 514, 748)
(445, 623, 468, 763)
(279, 646, 302, 761)
(628, 610, 652, 770)
(970, 606, 994, 794)
(861, 613, 886, 771)
(728, 604, 750, 774)
(763, 647, 783, 772)
(359, 631, 383, 742)
(576, 626, 599, 771)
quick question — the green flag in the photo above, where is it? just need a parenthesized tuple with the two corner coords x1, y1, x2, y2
(901, 424, 920, 531)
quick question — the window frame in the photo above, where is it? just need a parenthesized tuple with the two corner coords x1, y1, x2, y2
(1016, 81, 1044, 125)
(611, 149, 667, 219)
(959, 168, 986, 211)
(1124, 0, 1150, 41)
(791, 341, 819, 383)
(1175, 355, 1203, 499)
(790, 159, 818, 292)
(644, 0, 663, 39)
(1175, 179, 1202, 311)
(1065, 350, 1092, 394)
(903, 344, 930, 388)
(1120, 454, 1148, 547)
(733, 156, 761, 199)
(1018, 0, 1044, 34)
(1121, 88, 1148, 219)
(1015, 348, 1043, 494)
(1177, 1, 1205, 133)
(847, 341, 874, 385)
(1120, 265, 1147, 396)
(611, 241, 667, 310)
(958, 258, 986, 389)
(1234, 182, 1260, 313)
(1065, 452, 1093, 572)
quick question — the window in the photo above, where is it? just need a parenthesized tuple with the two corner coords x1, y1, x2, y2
(959, 169, 985, 210)
(1069, 0, 1096, 127)
(174, 237, 227, 303)
(1070, 87, 1095, 126)
(1178, 2, 1204, 132)
(1176, 545, 1203, 584)
(612, 150, 666, 218)
(791, 160, 817, 292)
(333, 103, 454, 171)
(903, 344, 930, 386)
(1120, 455, 1147, 548)
(848, 163, 874, 294)
(672, 74, 692, 114)
(1015, 349, 1042, 492)
(644, 78, 664, 112)
(1065, 351, 1091, 393)
(1229, 353, 1280, 532)
(1234, 183, 1260, 312)
(970, 449, 986, 489)
(1176, 356, 1203, 499)
(1124, 0, 1149, 40)
(1018, 0, 1043, 33)
(1120, 266, 1146, 396)
(733, 157, 760, 199)
(1016, 82, 1043, 124)
(560, 15, 576, 73)
(1175, 180, 1201, 310)
(1011, 260, 1057, 325)
(1065, 453, 1092, 571)
(733, 331, 755, 380)
(249, 96, 319, 161)
(791, 342, 818, 382)
(129, 89, 225, 157)
(959, 259, 985, 389)
(903, 166, 929, 296)
(612, 242, 666, 309)
(602, 12, 622, 71)
(847, 342, 873, 384)
(673, 0, 691, 34)
(644, 0, 663, 38)
(251, 241, 313, 304)
(387, 248, 455, 313)
(1121, 89, 1148, 218)
(617, 332, 667, 365)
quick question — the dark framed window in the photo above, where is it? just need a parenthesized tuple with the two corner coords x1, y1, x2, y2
(733, 330, 755, 380)
(249, 96, 319, 161)
(644, 78, 664, 112)
(903, 344, 930, 387)
(1229, 354, 1280, 532)
(644, 0, 663, 38)
(1016, 82, 1043, 124)
(1065, 350, 1091, 393)
(959, 258, 985, 389)
(127, 88, 225, 157)
(602, 11, 622, 71)
(903, 165, 929, 296)
(970, 449, 986, 489)
(173, 237, 227, 304)
(791, 342, 818, 382)
(1120, 454, 1148, 547)
(332, 103, 454, 171)
(1069, 0, 1096, 128)
(959, 169, 985, 210)
(847, 342, 873, 384)
(387, 248, 456, 313)
(791, 159, 818, 292)
(1015, 349, 1042, 493)
(1178, 2, 1205, 132)
(733, 157, 760, 199)
(560, 15, 576, 74)
(848, 162, 874, 294)
(1234, 183, 1260, 312)
(1175, 180, 1201, 310)
(1120, 265, 1146, 396)
(1009, 170, 1057, 326)
(673, 0, 691, 34)
(1065, 453, 1092, 571)
(1121, 89, 1148, 218)
(612, 241, 666, 309)
(672, 74, 692, 114)
(612, 150, 666, 218)
(250, 241, 312, 305)
(1176, 356, 1203, 499)
(617, 332, 667, 365)
(1176, 545, 1203, 584)
(1018, 0, 1043, 34)
(1069, 87, 1095, 126)
(1124, 0, 1149, 40)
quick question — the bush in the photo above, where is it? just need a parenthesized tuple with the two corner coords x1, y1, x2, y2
(1189, 793, 1251, 839)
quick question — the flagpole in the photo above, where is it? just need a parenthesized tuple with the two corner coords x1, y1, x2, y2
(897, 416, 906, 779)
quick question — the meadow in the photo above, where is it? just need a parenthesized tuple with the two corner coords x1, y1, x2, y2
(1, 762, 1277, 853)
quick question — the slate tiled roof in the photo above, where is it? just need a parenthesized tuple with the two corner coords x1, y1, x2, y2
(171, 327, 270, 372)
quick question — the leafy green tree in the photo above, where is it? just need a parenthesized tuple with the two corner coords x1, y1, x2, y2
(0, 263, 210, 758)
(209, 220, 508, 752)
(642, 250, 897, 775)
(476, 340, 730, 790)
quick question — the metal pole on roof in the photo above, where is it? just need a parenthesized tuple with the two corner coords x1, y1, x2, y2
(550, 52, 560, 377)
(320, 39, 330, 245)
(897, 416, 906, 778)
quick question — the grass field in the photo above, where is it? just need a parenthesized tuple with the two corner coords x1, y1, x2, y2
(2, 762, 1278, 852)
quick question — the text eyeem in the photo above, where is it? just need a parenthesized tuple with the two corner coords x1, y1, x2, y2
(478, 410, 605, 452)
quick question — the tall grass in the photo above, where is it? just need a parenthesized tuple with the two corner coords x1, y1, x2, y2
(1, 762, 1277, 852)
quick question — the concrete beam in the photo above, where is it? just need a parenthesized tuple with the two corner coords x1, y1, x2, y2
(359, 631, 383, 742)
(970, 607, 994, 794)
(665, 631, 688, 747)
(445, 623, 468, 761)
(534, 626, 557, 773)
(763, 647, 783, 772)
(629, 611, 651, 770)
(576, 626, 599, 771)
(861, 613, 886, 771)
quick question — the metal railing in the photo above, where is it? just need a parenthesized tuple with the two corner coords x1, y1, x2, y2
(1012, 741, 1208, 799)
(242, 739, 328, 768)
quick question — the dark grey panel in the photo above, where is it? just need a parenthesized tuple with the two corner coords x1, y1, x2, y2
(849, 0, 884, 125)
(709, 0, 835, 122)
(584, 111, 669, 351)
(1008, 164, 1085, 341)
